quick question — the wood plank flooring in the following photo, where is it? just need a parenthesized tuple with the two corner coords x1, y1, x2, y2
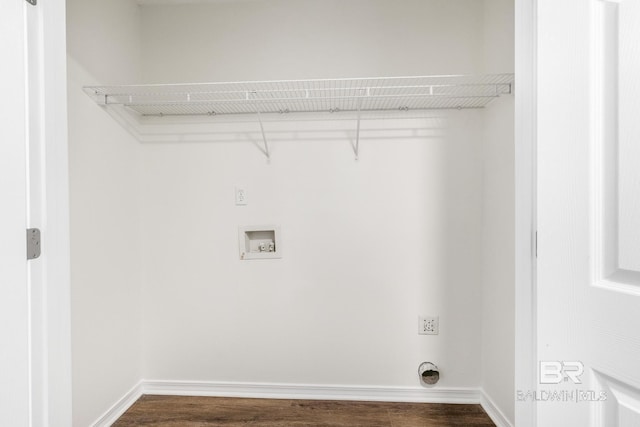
(113, 395, 496, 426)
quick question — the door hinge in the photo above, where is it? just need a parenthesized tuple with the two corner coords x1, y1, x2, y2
(27, 228, 41, 260)
(26, 0, 37, 5)
(535, 231, 538, 258)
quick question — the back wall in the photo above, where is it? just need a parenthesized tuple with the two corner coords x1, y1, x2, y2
(138, 0, 488, 390)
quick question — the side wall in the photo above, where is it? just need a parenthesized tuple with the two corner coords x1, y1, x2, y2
(139, 0, 487, 391)
(482, 0, 515, 424)
(66, 1, 143, 425)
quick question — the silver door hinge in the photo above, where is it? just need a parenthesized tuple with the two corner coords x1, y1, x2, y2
(535, 231, 538, 258)
(26, 0, 37, 5)
(27, 228, 41, 260)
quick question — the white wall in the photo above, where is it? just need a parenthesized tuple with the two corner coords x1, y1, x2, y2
(140, 0, 483, 83)
(66, 0, 143, 425)
(482, 0, 515, 424)
(140, 114, 485, 388)
(138, 0, 487, 390)
(66, 0, 516, 423)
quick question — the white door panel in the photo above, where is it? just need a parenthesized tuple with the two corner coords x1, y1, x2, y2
(590, 2, 640, 426)
(616, 0, 640, 273)
(538, 0, 640, 426)
(592, 0, 640, 287)
(595, 372, 640, 426)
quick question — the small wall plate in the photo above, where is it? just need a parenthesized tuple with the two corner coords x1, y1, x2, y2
(238, 225, 282, 260)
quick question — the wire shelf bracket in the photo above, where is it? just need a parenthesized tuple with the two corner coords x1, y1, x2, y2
(254, 108, 270, 160)
(247, 90, 271, 159)
(353, 91, 363, 160)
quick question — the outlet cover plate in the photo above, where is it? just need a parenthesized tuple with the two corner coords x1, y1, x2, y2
(235, 187, 247, 205)
(418, 316, 439, 335)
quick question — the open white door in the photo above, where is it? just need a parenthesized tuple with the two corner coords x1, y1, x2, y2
(0, 1, 30, 424)
(536, 0, 640, 425)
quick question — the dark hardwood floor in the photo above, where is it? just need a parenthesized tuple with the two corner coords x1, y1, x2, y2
(113, 395, 496, 426)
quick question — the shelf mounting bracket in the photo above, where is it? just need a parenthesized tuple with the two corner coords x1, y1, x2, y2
(255, 110, 270, 160)
(251, 92, 270, 160)
(353, 92, 363, 160)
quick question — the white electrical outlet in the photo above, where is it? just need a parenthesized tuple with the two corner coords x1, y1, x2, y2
(418, 316, 439, 335)
(235, 187, 247, 205)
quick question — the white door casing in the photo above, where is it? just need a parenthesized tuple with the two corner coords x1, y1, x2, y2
(27, 0, 73, 425)
(0, 0, 71, 426)
(514, 0, 537, 425)
(537, 0, 640, 426)
(0, 1, 31, 425)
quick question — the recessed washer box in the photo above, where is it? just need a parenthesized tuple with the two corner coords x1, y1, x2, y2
(238, 226, 282, 260)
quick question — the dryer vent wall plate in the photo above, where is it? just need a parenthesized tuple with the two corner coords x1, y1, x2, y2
(239, 226, 282, 260)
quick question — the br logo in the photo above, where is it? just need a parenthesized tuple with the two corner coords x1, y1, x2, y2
(539, 361, 584, 384)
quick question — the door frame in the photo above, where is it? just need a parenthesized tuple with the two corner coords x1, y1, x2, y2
(0, 0, 71, 425)
(28, 0, 72, 425)
(514, 0, 537, 426)
(0, 0, 30, 424)
(34, 1, 539, 426)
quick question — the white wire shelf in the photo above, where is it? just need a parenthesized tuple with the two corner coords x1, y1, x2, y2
(83, 74, 513, 159)
(84, 74, 513, 117)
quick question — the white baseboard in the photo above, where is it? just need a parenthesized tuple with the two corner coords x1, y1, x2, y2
(143, 380, 481, 404)
(480, 390, 514, 427)
(90, 380, 497, 426)
(91, 381, 144, 427)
